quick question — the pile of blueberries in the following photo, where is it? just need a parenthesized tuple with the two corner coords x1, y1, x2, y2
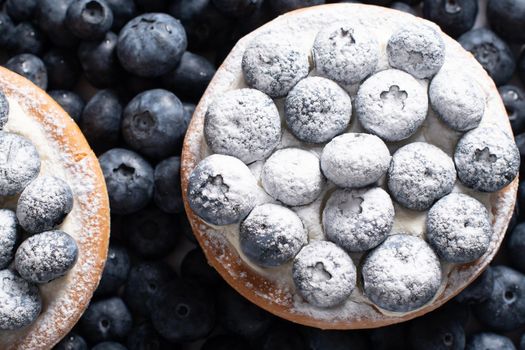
(0, 0, 523, 349)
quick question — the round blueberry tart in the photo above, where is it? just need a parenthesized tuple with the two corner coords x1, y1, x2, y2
(181, 4, 518, 329)
(0, 67, 110, 348)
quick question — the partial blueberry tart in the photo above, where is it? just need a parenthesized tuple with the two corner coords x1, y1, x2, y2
(181, 4, 519, 329)
(0, 67, 110, 348)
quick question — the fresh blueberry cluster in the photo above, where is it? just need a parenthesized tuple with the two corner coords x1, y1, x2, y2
(0, 0, 524, 348)
(0, 90, 77, 331)
(188, 15, 520, 316)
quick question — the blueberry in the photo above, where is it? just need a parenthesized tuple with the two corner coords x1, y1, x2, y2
(474, 265, 525, 331)
(368, 323, 410, 350)
(122, 89, 186, 159)
(78, 31, 122, 88)
(91, 342, 127, 350)
(65, 0, 113, 40)
(0, 12, 15, 47)
(0, 209, 19, 270)
(17, 176, 74, 234)
(54, 332, 88, 350)
(240, 203, 307, 268)
(6, 0, 37, 22)
(516, 133, 525, 175)
(127, 322, 173, 350)
(161, 51, 216, 102)
(508, 223, 525, 272)
(217, 284, 273, 338)
(123, 261, 175, 317)
(43, 49, 81, 90)
(0, 90, 9, 129)
(390, 2, 416, 14)
(124, 206, 178, 259)
(49, 90, 85, 123)
(80, 89, 122, 154)
(80, 297, 133, 343)
(269, 0, 325, 14)
(455, 267, 494, 304)
(99, 148, 154, 215)
(259, 324, 306, 350)
(0, 132, 40, 196)
(5, 53, 48, 90)
(466, 333, 516, 350)
(408, 308, 466, 350)
(182, 102, 195, 125)
(423, 0, 478, 38)
(487, 0, 525, 44)
(458, 28, 516, 86)
(243, 34, 309, 98)
(105, 0, 136, 30)
(135, 0, 169, 12)
(305, 329, 369, 350)
(201, 334, 250, 350)
(150, 279, 216, 342)
(180, 248, 222, 287)
(499, 85, 525, 135)
(187, 154, 259, 225)
(95, 244, 130, 296)
(117, 13, 187, 78)
(0, 269, 41, 330)
(212, 0, 262, 17)
(154, 156, 183, 214)
(519, 51, 525, 86)
(10, 22, 45, 55)
(36, 0, 78, 47)
(293, 241, 356, 308)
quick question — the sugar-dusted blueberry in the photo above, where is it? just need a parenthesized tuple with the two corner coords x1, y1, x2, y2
(162, 51, 216, 102)
(0, 132, 40, 196)
(150, 279, 216, 342)
(16, 176, 73, 234)
(77, 31, 122, 88)
(454, 127, 519, 192)
(99, 148, 154, 215)
(499, 85, 525, 135)
(117, 13, 187, 77)
(0, 269, 41, 330)
(473, 265, 525, 331)
(387, 23, 445, 79)
(508, 223, 525, 273)
(423, 0, 478, 38)
(293, 240, 356, 308)
(487, 0, 525, 44)
(458, 28, 515, 86)
(5, 53, 48, 90)
(122, 89, 186, 159)
(80, 297, 133, 343)
(242, 34, 310, 98)
(455, 266, 494, 304)
(262, 148, 324, 207)
(427, 193, 492, 263)
(0, 210, 19, 270)
(154, 156, 183, 214)
(269, 0, 325, 14)
(15, 230, 78, 284)
(205, 89, 280, 164)
(65, 0, 113, 40)
(429, 69, 485, 131)
(362, 234, 442, 312)
(321, 133, 391, 188)
(466, 333, 516, 350)
(388, 142, 456, 211)
(95, 244, 130, 296)
(323, 187, 394, 252)
(49, 90, 84, 123)
(0, 90, 8, 129)
(285, 77, 351, 143)
(36, 0, 78, 48)
(80, 89, 122, 154)
(356, 69, 428, 142)
(188, 154, 259, 225)
(313, 23, 379, 86)
(240, 203, 307, 267)
(43, 48, 81, 90)
(54, 332, 88, 350)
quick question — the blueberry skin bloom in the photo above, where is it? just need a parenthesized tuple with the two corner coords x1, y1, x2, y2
(466, 333, 516, 350)
(458, 28, 516, 86)
(499, 85, 525, 135)
(423, 0, 478, 38)
(122, 89, 185, 159)
(80, 297, 133, 343)
(117, 13, 187, 77)
(49, 90, 84, 123)
(473, 265, 525, 331)
(487, 0, 525, 44)
(99, 148, 154, 215)
(65, 0, 114, 40)
(15, 230, 78, 284)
